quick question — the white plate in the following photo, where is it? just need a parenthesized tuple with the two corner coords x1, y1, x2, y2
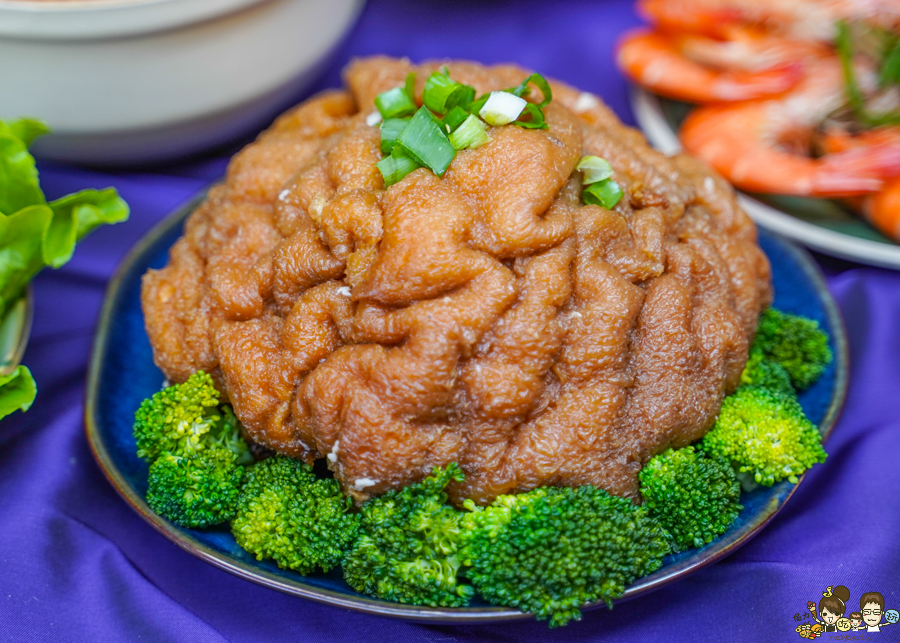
(630, 86, 900, 270)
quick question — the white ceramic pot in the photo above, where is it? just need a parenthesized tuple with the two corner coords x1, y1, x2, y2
(0, 0, 365, 164)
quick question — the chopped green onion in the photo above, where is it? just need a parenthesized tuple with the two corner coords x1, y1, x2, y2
(442, 106, 470, 133)
(881, 41, 900, 87)
(455, 86, 476, 110)
(577, 156, 613, 184)
(375, 86, 416, 119)
(379, 118, 410, 155)
(836, 21, 868, 117)
(479, 91, 528, 126)
(405, 72, 417, 103)
(423, 71, 476, 115)
(396, 106, 457, 176)
(448, 114, 489, 150)
(836, 21, 900, 126)
(582, 179, 623, 209)
(377, 147, 422, 188)
(515, 103, 548, 130)
(467, 93, 490, 116)
(509, 73, 553, 108)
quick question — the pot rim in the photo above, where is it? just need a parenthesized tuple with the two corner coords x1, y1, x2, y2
(0, 0, 271, 40)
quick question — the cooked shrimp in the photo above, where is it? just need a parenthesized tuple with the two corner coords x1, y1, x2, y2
(820, 125, 900, 156)
(637, 0, 743, 38)
(639, 0, 900, 42)
(677, 29, 832, 72)
(680, 56, 900, 196)
(617, 30, 803, 103)
(864, 175, 900, 240)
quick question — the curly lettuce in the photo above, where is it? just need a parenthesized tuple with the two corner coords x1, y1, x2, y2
(0, 117, 129, 420)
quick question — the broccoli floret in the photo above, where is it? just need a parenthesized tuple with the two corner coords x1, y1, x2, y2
(342, 463, 474, 608)
(460, 486, 669, 628)
(134, 371, 249, 463)
(752, 308, 832, 390)
(134, 372, 252, 528)
(146, 446, 244, 529)
(702, 386, 827, 486)
(232, 456, 358, 574)
(740, 347, 795, 397)
(639, 446, 742, 552)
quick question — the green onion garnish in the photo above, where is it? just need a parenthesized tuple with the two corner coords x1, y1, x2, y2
(515, 103, 549, 130)
(375, 73, 418, 119)
(448, 114, 489, 150)
(423, 71, 476, 115)
(379, 118, 410, 155)
(577, 156, 613, 184)
(375, 87, 416, 119)
(375, 69, 558, 187)
(582, 179, 623, 209)
(836, 21, 900, 126)
(467, 93, 490, 116)
(509, 73, 553, 108)
(405, 72, 417, 103)
(479, 91, 528, 126)
(442, 106, 470, 133)
(396, 106, 457, 176)
(881, 41, 900, 87)
(578, 155, 622, 208)
(377, 147, 422, 188)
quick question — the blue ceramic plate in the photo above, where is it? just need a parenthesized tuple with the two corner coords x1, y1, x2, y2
(85, 193, 848, 624)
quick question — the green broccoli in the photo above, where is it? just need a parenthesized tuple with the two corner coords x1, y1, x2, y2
(134, 372, 251, 528)
(146, 447, 244, 529)
(342, 463, 474, 608)
(460, 486, 669, 628)
(134, 371, 249, 463)
(639, 446, 742, 552)
(752, 308, 832, 390)
(740, 347, 795, 397)
(702, 386, 826, 486)
(232, 456, 359, 574)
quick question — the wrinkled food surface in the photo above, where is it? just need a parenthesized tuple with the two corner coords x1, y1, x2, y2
(142, 57, 772, 505)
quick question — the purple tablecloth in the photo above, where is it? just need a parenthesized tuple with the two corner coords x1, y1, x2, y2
(2, 1, 899, 640)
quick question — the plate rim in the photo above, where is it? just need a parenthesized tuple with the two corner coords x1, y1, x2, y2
(84, 190, 849, 624)
(629, 85, 900, 271)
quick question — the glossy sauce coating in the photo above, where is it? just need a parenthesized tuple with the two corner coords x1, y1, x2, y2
(142, 57, 772, 504)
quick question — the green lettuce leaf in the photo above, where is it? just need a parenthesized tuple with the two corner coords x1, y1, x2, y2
(3, 118, 50, 149)
(0, 366, 37, 420)
(0, 117, 129, 421)
(46, 189, 130, 268)
(0, 130, 45, 216)
(0, 204, 52, 318)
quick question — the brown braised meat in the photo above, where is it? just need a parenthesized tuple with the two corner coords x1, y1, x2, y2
(142, 56, 772, 505)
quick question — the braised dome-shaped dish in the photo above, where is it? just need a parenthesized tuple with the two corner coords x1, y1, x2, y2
(141, 56, 772, 506)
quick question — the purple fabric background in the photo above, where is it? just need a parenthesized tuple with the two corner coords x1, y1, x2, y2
(2, 0, 898, 640)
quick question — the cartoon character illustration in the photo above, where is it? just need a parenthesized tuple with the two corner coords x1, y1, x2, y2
(858, 592, 896, 632)
(811, 585, 850, 633)
(848, 612, 864, 630)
